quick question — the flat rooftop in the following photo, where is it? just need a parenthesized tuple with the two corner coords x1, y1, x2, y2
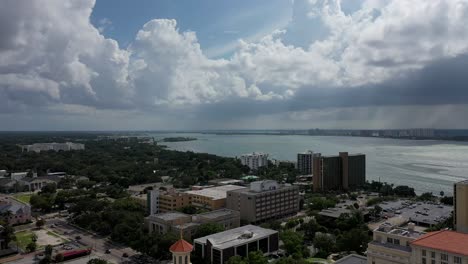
(456, 179, 468, 185)
(194, 225, 277, 250)
(375, 223, 426, 239)
(147, 212, 189, 221)
(185, 185, 246, 200)
(197, 208, 238, 219)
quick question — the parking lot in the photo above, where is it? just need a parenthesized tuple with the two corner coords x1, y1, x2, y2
(378, 200, 452, 226)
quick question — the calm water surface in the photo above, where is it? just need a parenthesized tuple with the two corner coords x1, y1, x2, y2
(150, 133, 468, 195)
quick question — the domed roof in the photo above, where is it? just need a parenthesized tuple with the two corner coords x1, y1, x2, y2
(169, 239, 193, 253)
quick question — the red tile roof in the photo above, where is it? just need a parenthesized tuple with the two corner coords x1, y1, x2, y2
(170, 239, 193, 253)
(411, 230, 468, 256)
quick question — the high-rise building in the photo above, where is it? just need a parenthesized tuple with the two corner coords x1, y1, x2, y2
(454, 180, 468, 234)
(313, 152, 366, 191)
(226, 180, 300, 224)
(240, 152, 268, 171)
(297, 150, 315, 175)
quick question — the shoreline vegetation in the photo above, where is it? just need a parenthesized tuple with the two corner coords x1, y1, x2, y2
(161, 137, 197, 142)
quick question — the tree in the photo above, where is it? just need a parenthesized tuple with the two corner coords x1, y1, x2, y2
(87, 259, 109, 264)
(276, 257, 308, 264)
(40, 183, 57, 194)
(336, 228, 370, 253)
(31, 233, 38, 242)
(1, 224, 16, 247)
(280, 230, 304, 256)
(393, 185, 416, 197)
(226, 256, 247, 264)
(247, 251, 268, 264)
(313, 233, 335, 255)
(45, 244, 53, 257)
(36, 218, 45, 228)
(26, 242, 37, 252)
(192, 223, 224, 239)
(440, 196, 453, 205)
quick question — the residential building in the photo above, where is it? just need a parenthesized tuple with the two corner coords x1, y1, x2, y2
(0, 196, 31, 225)
(297, 150, 315, 175)
(313, 152, 366, 191)
(0, 179, 18, 193)
(410, 230, 468, 264)
(193, 225, 279, 264)
(367, 222, 425, 264)
(454, 180, 468, 233)
(146, 209, 240, 239)
(10, 172, 28, 181)
(22, 142, 85, 153)
(240, 152, 269, 171)
(226, 180, 300, 224)
(185, 185, 246, 210)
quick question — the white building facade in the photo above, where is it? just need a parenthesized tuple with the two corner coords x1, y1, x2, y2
(240, 152, 268, 171)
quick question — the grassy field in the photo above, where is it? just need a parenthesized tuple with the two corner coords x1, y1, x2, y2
(14, 230, 34, 250)
(13, 193, 32, 204)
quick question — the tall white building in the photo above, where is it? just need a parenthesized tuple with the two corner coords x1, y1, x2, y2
(297, 150, 316, 175)
(240, 152, 268, 171)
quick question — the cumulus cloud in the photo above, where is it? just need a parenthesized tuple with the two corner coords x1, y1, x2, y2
(1, 0, 468, 129)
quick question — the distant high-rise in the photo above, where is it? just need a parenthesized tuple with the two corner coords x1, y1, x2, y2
(240, 152, 268, 171)
(454, 180, 468, 233)
(297, 151, 315, 175)
(313, 152, 366, 191)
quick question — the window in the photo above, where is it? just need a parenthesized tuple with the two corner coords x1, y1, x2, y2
(431, 252, 436, 258)
(422, 250, 426, 257)
(454, 256, 462, 264)
(431, 260, 435, 264)
(441, 254, 448, 261)
(422, 258, 426, 264)
(393, 239, 400, 245)
(387, 237, 393, 243)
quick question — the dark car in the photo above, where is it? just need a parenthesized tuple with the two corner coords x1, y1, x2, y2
(105, 249, 111, 254)
(122, 252, 129, 258)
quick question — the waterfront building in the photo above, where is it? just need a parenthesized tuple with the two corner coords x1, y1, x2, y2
(240, 152, 269, 171)
(313, 152, 366, 191)
(185, 185, 246, 210)
(297, 150, 315, 175)
(454, 180, 468, 233)
(193, 225, 279, 264)
(226, 180, 299, 224)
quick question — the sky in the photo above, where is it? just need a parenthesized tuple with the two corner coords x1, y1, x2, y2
(1, 0, 468, 130)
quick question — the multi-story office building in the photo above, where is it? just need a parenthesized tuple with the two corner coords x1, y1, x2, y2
(240, 152, 269, 171)
(454, 180, 468, 233)
(147, 189, 160, 215)
(146, 209, 240, 239)
(313, 152, 366, 191)
(194, 225, 279, 264)
(297, 150, 315, 175)
(226, 180, 300, 224)
(185, 185, 246, 210)
(367, 222, 425, 264)
(159, 189, 191, 213)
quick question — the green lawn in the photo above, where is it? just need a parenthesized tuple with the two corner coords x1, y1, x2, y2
(15, 230, 34, 250)
(14, 194, 32, 204)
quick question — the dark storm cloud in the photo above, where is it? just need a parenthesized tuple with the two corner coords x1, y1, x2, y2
(193, 53, 468, 120)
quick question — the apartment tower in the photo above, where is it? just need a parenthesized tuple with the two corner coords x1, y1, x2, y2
(454, 180, 468, 233)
